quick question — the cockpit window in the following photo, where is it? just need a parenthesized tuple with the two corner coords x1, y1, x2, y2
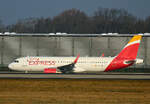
(14, 60, 19, 63)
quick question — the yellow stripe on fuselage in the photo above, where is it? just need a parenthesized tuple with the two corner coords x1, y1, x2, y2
(128, 35, 142, 44)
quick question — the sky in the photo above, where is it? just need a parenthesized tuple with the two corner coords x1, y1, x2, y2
(0, 0, 150, 25)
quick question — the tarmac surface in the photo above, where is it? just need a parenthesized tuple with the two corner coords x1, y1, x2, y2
(0, 72, 150, 79)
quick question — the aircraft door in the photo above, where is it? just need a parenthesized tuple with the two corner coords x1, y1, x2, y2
(22, 58, 28, 67)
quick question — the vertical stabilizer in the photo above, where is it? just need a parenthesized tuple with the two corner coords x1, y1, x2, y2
(105, 35, 142, 71)
(116, 35, 142, 60)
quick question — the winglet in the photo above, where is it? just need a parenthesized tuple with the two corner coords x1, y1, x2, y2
(101, 53, 104, 57)
(74, 54, 80, 64)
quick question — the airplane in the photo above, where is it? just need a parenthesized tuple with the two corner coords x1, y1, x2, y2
(8, 35, 143, 73)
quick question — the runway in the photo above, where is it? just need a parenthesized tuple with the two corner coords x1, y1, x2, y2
(0, 73, 150, 79)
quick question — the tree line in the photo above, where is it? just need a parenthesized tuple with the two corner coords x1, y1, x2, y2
(0, 8, 150, 34)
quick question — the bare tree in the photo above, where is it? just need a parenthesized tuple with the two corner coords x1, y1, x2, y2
(52, 8, 93, 33)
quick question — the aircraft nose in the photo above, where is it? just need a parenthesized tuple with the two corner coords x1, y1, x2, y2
(8, 63, 13, 69)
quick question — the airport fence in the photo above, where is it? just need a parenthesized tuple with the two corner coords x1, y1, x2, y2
(0, 35, 149, 72)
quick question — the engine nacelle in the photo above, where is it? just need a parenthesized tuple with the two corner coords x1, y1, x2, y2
(44, 68, 57, 73)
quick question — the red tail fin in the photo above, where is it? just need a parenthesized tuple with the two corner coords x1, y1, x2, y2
(115, 35, 142, 60)
(105, 35, 142, 71)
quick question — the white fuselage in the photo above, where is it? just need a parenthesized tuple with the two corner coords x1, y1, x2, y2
(8, 56, 143, 73)
(9, 56, 114, 72)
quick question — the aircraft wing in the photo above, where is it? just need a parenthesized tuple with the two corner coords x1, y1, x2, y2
(44, 54, 80, 73)
(58, 54, 80, 73)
